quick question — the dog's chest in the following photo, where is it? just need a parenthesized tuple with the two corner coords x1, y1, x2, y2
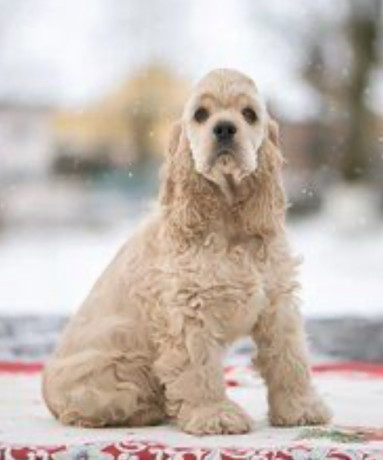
(211, 286, 266, 343)
(170, 239, 267, 343)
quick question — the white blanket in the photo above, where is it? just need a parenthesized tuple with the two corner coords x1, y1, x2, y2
(1, 365, 383, 459)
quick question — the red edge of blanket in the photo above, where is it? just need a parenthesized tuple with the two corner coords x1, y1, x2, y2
(1, 360, 383, 376)
(0, 439, 382, 460)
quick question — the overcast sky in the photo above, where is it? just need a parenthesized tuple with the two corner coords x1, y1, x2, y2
(0, 0, 381, 119)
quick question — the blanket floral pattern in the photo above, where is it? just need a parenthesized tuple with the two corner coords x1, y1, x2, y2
(2, 438, 383, 460)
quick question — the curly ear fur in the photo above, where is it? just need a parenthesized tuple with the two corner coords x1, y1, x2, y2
(160, 118, 286, 248)
(235, 118, 286, 240)
(160, 121, 221, 245)
(168, 121, 182, 157)
(267, 118, 281, 149)
(159, 121, 182, 206)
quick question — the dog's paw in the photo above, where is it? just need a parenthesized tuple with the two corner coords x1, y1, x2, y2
(269, 389, 332, 427)
(179, 399, 253, 436)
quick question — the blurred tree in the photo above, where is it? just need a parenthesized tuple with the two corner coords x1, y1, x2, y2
(115, 65, 188, 165)
(342, 0, 382, 182)
(249, 0, 383, 186)
(301, 1, 382, 183)
(53, 64, 188, 176)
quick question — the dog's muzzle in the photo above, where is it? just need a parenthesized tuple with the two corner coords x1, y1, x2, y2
(212, 121, 239, 164)
(213, 121, 237, 144)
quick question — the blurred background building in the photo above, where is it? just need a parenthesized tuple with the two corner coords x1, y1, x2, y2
(0, 0, 382, 350)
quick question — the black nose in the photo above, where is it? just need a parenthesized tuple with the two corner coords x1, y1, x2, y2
(213, 121, 237, 142)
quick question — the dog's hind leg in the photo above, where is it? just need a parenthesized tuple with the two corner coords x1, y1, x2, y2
(44, 352, 166, 428)
(59, 382, 164, 428)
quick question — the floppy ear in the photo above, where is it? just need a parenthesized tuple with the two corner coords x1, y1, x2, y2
(160, 120, 192, 206)
(167, 120, 182, 157)
(265, 117, 285, 165)
(267, 118, 280, 148)
(160, 119, 220, 246)
(159, 121, 180, 206)
(240, 117, 286, 239)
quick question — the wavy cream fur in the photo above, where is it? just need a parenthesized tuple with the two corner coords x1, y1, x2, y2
(42, 69, 331, 435)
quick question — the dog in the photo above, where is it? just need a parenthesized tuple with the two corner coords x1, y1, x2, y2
(42, 69, 331, 435)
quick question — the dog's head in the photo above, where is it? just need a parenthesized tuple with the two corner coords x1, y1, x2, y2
(182, 69, 269, 193)
(162, 69, 285, 243)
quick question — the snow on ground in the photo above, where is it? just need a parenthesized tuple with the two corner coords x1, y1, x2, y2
(0, 223, 134, 316)
(0, 215, 382, 318)
(290, 217, 383, 318)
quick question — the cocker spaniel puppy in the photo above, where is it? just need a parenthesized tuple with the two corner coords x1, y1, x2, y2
(42, 69, 331, 435)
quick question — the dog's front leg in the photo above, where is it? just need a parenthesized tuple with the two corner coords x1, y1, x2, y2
(252, 293, 332, 426)
(154, 317, 252, 435)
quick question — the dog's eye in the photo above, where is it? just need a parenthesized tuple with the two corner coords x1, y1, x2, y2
(242, 107, 257, 124)
(194, 107, 209, 123)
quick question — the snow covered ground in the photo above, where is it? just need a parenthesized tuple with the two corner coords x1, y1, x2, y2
(290, 217, 383, 318)
(0, 215, 382, 318)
